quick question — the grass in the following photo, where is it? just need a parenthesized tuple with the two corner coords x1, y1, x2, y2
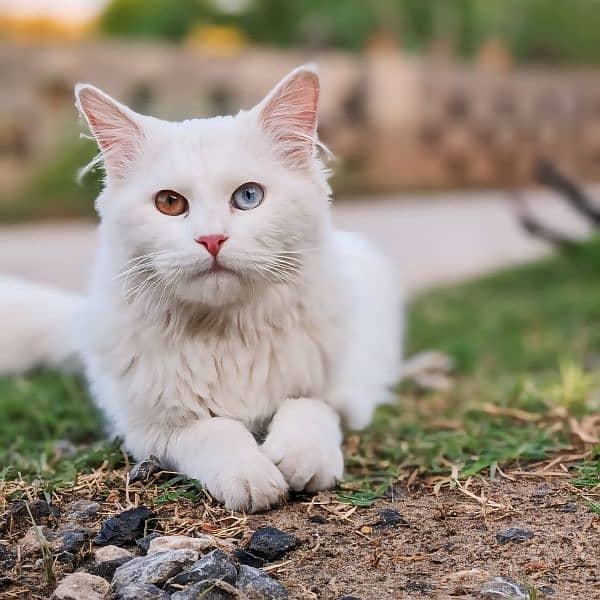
(1, 240, 600, 504)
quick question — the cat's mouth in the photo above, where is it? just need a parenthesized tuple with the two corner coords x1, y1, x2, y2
(190, 260, 237, 279)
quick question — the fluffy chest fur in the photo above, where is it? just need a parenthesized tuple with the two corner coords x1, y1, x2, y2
(84, 272, 344, 439)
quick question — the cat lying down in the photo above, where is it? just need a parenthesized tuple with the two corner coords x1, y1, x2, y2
(0, 66, 403, 512)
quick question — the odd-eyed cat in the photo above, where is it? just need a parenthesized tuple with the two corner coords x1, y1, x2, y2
(1, 66, 402, 512)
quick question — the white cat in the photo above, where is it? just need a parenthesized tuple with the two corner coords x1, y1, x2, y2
(0, 66, 402, 512)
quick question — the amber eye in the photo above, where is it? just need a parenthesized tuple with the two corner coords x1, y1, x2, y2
(154, 190, 189, 216)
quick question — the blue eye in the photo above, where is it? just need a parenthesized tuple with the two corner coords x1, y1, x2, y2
(231, 182, 264, 210)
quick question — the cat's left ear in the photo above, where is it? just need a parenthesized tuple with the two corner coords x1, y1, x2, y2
(75, 84, 144, 178)
(256, 65, 320, 168)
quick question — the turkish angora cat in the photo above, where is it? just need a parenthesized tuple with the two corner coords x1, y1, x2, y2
(2, 66, 403, 512)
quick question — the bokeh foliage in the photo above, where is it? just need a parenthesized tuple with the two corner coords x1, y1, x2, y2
(99, 0, 600, 65)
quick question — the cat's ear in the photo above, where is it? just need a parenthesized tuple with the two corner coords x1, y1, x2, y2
(75, 84, 144, 177)
(256, 65, 320, 168)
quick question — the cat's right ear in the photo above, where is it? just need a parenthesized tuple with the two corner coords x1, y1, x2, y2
(74, 84, 144, 178)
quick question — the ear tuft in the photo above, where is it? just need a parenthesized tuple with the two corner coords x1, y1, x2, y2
(75, 84, 143, 178)
(258, 65, 320, 168)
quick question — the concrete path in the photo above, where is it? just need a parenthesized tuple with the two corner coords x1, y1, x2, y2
(0, 188, 595, 296)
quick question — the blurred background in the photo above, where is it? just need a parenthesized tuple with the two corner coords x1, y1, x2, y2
(2, 0, 600, 292)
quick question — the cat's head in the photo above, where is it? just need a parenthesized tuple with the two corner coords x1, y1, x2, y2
(76, 66, 331, 307)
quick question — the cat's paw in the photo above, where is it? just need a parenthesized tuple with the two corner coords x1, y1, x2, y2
(262, 436, 344, 493)
(205, 450, 288, 513)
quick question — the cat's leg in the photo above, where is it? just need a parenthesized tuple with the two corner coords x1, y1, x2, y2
(167, 417, 288, 512)
(262, 398, 344, 492)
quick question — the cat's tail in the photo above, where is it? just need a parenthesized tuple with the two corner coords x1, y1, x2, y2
(0, 276, 83, 375)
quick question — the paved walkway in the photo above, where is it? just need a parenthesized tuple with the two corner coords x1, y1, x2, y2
(0, 188, 595, 296)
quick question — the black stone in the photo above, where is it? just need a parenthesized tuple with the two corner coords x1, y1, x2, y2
(61, 527, 91, 553)
(237, 565, 289, 600)
(165, 549, 237, 592)
(496, 527, 534, 544)
(86, 555, 133, 580)
(172, 579, 237, 600)
(375, 509, 407, 529)
(9, 499, 53, 522)
(246, 526, 299, 562)
(55, 551, 75, 564)
(112, 583, 169, 599)
(0, 577, 14, 590)
(94, 506, 158, 547)
(136, 532, 162, 554)
(129, 456, 163, 484)
(309, 515, 326, 524)
(233, 548, 265, 568)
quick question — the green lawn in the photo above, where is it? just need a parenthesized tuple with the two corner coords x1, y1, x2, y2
(1, 240, 599, 500)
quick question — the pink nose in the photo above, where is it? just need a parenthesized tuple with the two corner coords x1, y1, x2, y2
(196, 234, 228, 257)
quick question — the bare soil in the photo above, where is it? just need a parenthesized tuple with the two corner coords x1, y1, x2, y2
(1, 472, 598, 600)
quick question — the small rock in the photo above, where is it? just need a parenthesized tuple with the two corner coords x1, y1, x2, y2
(10, 499, 53, 522)
(95, 545, 134, 563)
(166, 549, 237, 591)
(496, 528, 534, 545)
(52, 572, 111, 600)
(375, 509, 407, 529)
(479, 577, 530, 599)
(20, 526, 62, 556)
(148, 534, 226, 555)
(559, 502, 577, 513)
(0, 543, 16, 569)
(308, 515, 326, 524)
(0, 577, 14, 590)
(128, 456, 163, 484)
(441, 568, 489, 593)
(56, 551, 75, 564)
(246, 527, 298, 562)
(540, 585, 556, 596)
(443, 542, 456, 552)
(172, 579, 239, 599)
(64, 500, 100, 522)
(532, 485, 552, 499)
(112, 583, 169, 599)
(406, 580, 435, 593)
(233, 548, 265, 568)
(94, 506, 157, 547)
(136, 533, 162, 554)
(61, 527, 91, 553)
(112, 549, 198, 588)
(87, 545, 134, 579)
(237, 565, 288, 600)
(338, 597, 363, 600)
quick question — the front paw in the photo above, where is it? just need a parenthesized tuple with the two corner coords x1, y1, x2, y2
(205, 450, 288, 513)
(262, 437, 344, 493)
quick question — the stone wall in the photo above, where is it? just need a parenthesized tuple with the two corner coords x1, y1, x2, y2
(2, 42, 600, 192)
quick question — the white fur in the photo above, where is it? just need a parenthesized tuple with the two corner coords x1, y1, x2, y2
(0, 276, 82, 374)
(1, 68, 403, 512)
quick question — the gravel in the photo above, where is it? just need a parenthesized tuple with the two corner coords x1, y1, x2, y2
(245, 527, 299, 562)
(112, 548, 198, 588)
(94, 506, 158, 547)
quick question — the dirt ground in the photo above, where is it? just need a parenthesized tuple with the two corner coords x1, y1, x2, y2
(254, 479, 600, 599)
(1, 472, 598, 600)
